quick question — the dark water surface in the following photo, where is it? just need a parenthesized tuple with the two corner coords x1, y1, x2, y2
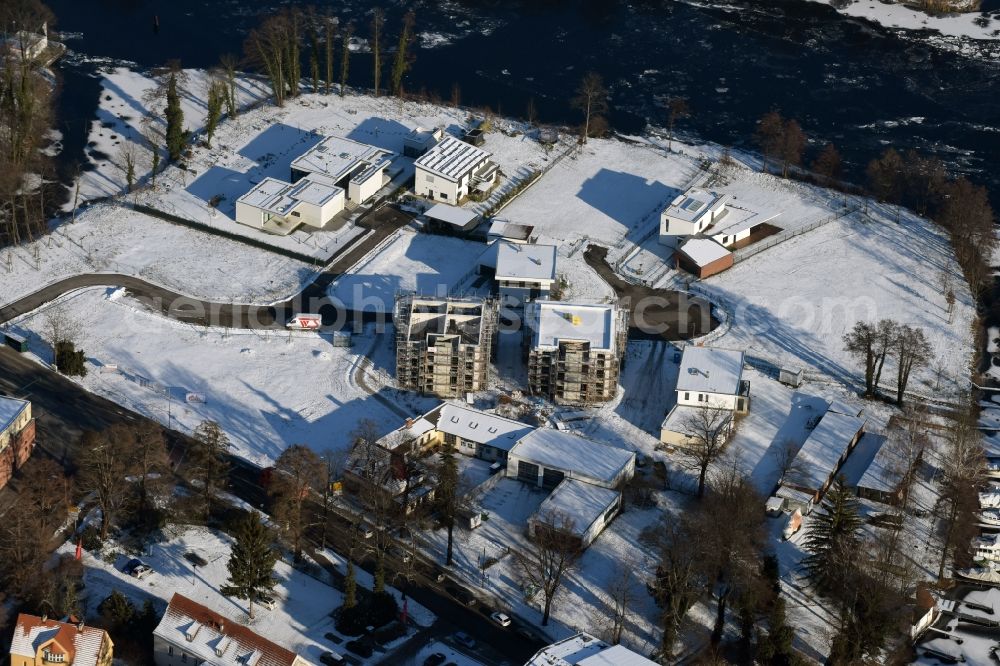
(47, 0, 1000, 203)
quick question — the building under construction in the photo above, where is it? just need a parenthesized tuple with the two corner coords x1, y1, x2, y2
(394, 294, 498, 398)
(524, 301, 628, 405)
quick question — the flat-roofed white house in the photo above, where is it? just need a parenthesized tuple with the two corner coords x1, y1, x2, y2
(524, 301, 628, 404)
(528, 478, 622, 549)
(675, 346, 749, 412)
(526, 632, 659, 666)
(506, 428, 635, 490)
(290, 135, 393, 206)
(414, 136, 498, 203)
(659, 188, 730, 241)
(495, 242, 557, 307)
(234, 175, 345, 234)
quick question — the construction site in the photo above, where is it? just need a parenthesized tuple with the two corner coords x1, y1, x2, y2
(523, 301, 629, 405)
(393, 294, 499, 398)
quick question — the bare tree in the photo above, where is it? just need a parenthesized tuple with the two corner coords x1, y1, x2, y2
(132, 420, 170, 521)
(843, 319, 896, 398)
(140, 114, 162, 190)
(516, 510, 582, 626)
(318, 448, 343, 550)
(20, 457, 72, 538)
(935, 410, 984, 580)
(754, 110, 784, 174)
(188, 420, 230, 519)
(664, 97, 690, 152)
(43, 303, 80, 369)
(894, 325, 931, 405)
(770, 438, 802, 484)
(811, 142, 842, 187)
(218, 54, 239, 117)
(602, 563, 636, 644)
(324, 14, 336, 95)
(340, 22, 353, 97)
(78, 426, 138, 540)
(779, 118, 806, 178)
(866, 147, 904, 204)
(570, 72, 608, 144)
(115, 140, 137, 194)
(390, 10, 416, 97)
(651, 516, 707, 659)
(270, 444, 322, 562)
(370, 8, 385, 97)
(680, 406, 733, 498)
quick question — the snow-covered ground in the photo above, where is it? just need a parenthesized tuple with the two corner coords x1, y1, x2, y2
(7, 288, 434, 467)
(0, 203, 317, 307)
(802, 0, 1000, 58)
(60, 523, 433, 666)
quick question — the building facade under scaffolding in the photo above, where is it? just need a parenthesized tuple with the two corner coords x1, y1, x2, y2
(523, 301, 628, 405)
(394, 294, 498, 398)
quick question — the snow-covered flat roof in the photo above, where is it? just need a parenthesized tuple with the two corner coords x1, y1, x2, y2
(0, 396, 29, 432)
(425, 202, 479, 228)
(496, 242, 557, 282)
(526, 632, 657, 666)
(510, 429, 634, 488)
(783, 409, 866, 493)
(528, 301, 618, 352)
(676, 346, 745, 395)
(487, 220, 534, 241)
(238, 176, 343, 215)
(415, 135, 491, 182)
(436, 402, 534, 451)
(290, 135, 389, 182)
(286, 173, 343, 206)
(532, 478, 619, 537)
(663, 188, 727, 223)
(678, 237, 731, 267)
(659, 404, 706, 434)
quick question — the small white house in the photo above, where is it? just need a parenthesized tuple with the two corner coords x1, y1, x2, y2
(495, 241, 557, 307)
(528, 479, 622, 549)
(659, 188, 729, 242)
(414, 136, 498, 203)
(290, 135, 392, 206)
(675, 346, 749, 413)
(234, 175, 344, 234)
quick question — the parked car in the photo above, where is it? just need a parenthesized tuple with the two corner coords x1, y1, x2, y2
(447, 586, 476, 607)
(256, 594, 277, 610)
(357, 522, 375, 539)
(124, 559, 153, 579)
(422, 654, 446, 666)
(430, 567, 446, 583)
(490, 612, 511, 627)
(184, 552, 208, 567)
(391, 547, 412, 563)
(453, 632, 476, 649)
(319, 652, 344, 665)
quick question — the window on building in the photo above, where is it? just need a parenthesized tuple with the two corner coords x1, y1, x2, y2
(684, 392, 689, 401)
(440, 192, 448, 200)
(169, 646, 174, 657)
(291, 211, 300, 217)
(182, 654, 188, 663)
(698, 394, 705, 402)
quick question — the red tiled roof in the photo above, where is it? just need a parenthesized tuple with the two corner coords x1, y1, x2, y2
(10, 614, 108, 666)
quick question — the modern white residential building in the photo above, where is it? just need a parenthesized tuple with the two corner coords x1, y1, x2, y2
(659, 188, 730, 240)
(675, 346, 749, 413)
(403, 126, 443, 157)
(414, 136, 498, 203)
(495, 242, 557, 307)
(290, 135, 392, 206)
(528, 478, 622, 549)
(506, 428, 635, 490)
(153, 593, 308, 666)
(234, 175, 345, 234)
(524, 301, 628, 404)
(526, 632, 658, 666)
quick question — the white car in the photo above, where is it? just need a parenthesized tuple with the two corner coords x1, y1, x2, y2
(256, 594, 277, 611)
(490, 612, 511, 627)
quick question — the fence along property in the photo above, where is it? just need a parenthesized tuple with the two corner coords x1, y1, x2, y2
(732, 205, 857, 264)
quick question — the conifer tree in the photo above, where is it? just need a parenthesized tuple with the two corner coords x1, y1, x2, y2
(189, 420, 230, 519)
(371, 8, 384, 97)
(223, 512, 277, 620)
(802, 478, 861, 594)
(344, 560, 357, 608)
(165, 71, 184, 161)
(340, 22, 353, 97)
(205, 82, 224, 148)
(390, 11, 415, 97)
(436, 440, 459, 566)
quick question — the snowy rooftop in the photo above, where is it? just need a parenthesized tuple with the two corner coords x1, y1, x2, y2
(528, 301, 618, 352)
(532, 479, 620, 537)
(10, 615, 108, 666)
(154, 593, 305, 666)
(676, 346, 745, 395)
(435, 402, 534, 452)
(659, 404, 706, 434)
(415, 135, 491, 182)
(487, 220, 534, 242)
(706, 207, 778, 238)
(425, 203, 479, 228)
(678, 237, 731, 267)
(510, 429, 634, 488)
(663, 188, 727, 223)
(827, 399, 863, 417)
(0, 396, 29, 431)
(526, 632, 657, 666)
(236, 176, 342, 215)
(783, 409, 867, 493)
(496, 242, 557, 282)
(290, 135, 389, 182)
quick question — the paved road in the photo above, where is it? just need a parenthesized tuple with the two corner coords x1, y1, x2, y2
(0, 205, 413, 329)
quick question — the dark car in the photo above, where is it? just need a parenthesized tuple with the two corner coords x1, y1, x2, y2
(446, 586, 476, 607)
(319, 652, 344, 665)
(423, 654, 446, 666)
(453, 632, 476, 649)
(184, 552, 208, 567)
(345, 640, 373, 658)
(430, 567, 446, 583)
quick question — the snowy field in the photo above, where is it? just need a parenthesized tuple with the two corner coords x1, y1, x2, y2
(7, 288, 434, 467)
(699, 199, 975, 400)
(0, 203, 317, 307)
(329, 229, 486, 310)
(60, 524, 434, 666)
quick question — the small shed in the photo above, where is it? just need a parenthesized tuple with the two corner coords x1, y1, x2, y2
(779, 367, 803, 387)
(676, 238, 733, 279)
(331, 331, 352, 348)
(424, 203, 481, 234)
(4, 332, 28, 353)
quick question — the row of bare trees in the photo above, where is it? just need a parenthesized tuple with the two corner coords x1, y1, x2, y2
(843, 319, 933, 404)
(243, 6, 416, 108)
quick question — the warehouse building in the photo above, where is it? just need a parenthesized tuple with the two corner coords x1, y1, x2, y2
(394, 294, 498, 398)
(506, 428, 635, 491)
(524, 301, 628, 405)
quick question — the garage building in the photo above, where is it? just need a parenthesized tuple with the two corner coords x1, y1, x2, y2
(506, 428, 635, 490)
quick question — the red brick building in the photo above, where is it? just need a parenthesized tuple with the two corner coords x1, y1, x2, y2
(0, 398, 36, 489)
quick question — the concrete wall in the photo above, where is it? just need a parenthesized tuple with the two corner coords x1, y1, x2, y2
(415, 168, 461, 203)
(235, 201, 265, 229)
(349, 168, 385, 204)
(676, 390, 744, 412)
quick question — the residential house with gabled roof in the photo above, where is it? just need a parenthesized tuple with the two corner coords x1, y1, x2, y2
(9, 614, 113, 666)
(153, 593, 309, 666)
